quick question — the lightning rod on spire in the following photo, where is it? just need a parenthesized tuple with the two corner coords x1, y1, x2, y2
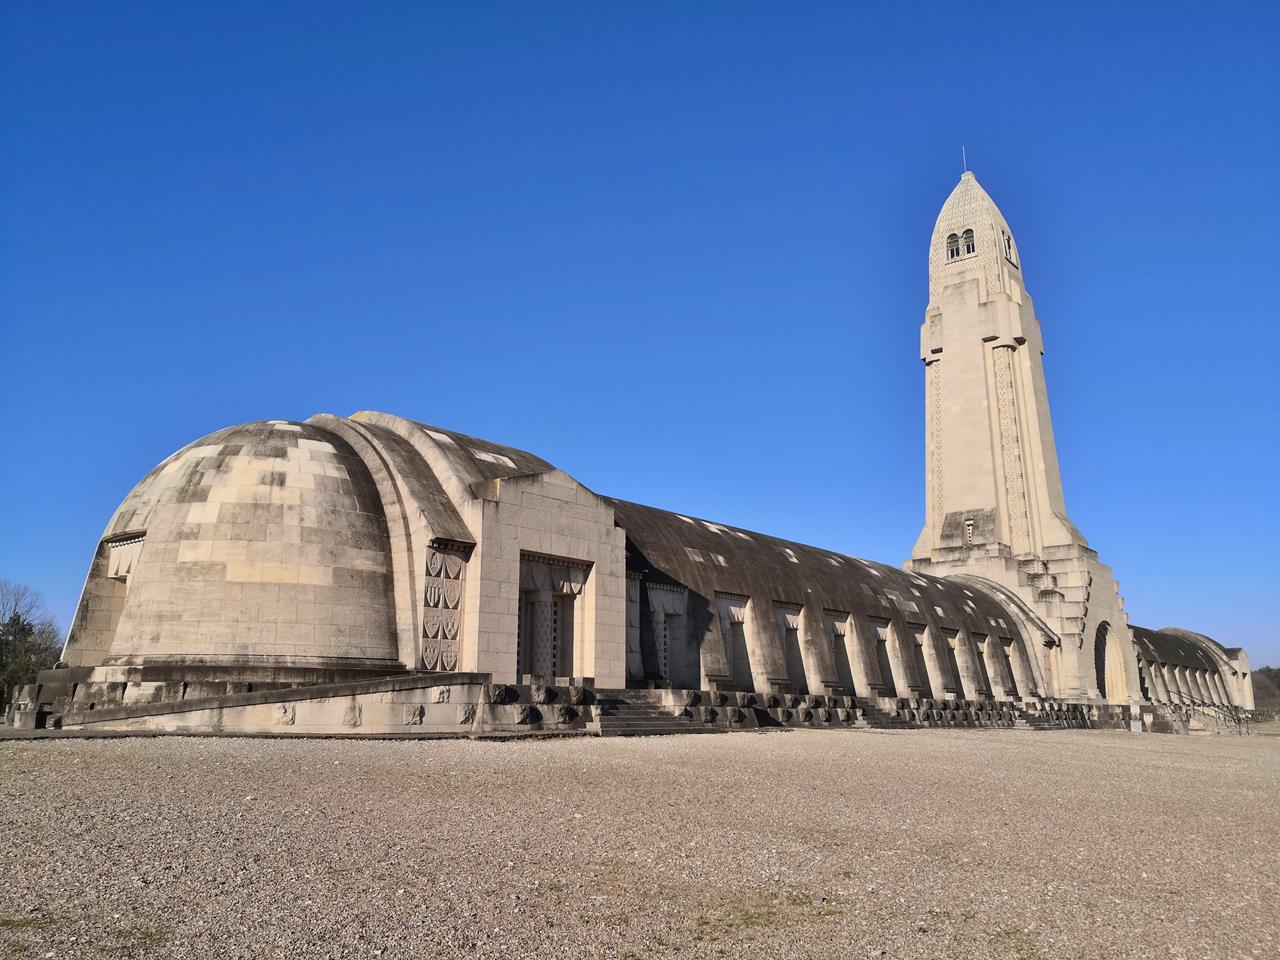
(962, 145, 967, 172)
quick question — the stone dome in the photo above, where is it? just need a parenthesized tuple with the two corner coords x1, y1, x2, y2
(65, 420, 399, 672)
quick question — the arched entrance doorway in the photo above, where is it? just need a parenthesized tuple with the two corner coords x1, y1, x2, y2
(1094, 622, 1110, 699)
(1093, 621, 1130, 701)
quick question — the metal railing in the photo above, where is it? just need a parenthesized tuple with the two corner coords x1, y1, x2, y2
(1168, 692, 1249, 734)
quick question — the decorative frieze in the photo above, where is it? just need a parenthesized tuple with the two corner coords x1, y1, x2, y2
(106, 534, 146, 582)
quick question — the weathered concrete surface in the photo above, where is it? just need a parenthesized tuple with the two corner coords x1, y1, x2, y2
(2, 730, 1276, 959)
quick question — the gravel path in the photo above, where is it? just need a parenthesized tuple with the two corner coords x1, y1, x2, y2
(2, 730, 1277, 959)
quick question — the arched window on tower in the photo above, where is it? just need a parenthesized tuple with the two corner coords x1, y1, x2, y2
(946, 233, 960, 260)
(962, 229, 975, 255)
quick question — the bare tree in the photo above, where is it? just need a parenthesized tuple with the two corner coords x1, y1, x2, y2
(1, 580, 49, 620)
(0, 579, 63, 713)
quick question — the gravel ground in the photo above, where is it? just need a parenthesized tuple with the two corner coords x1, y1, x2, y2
(2, 729, 1277, 960)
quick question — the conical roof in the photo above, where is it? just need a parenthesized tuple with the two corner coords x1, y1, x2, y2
(928, 172, 1021, 302)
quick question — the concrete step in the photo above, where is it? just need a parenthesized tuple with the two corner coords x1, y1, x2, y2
(598, 710, 697, 722)
(858, 707, 920, 730)
(1014, 711, 1074, 731)
(595, 700, 726, 737)
(597, 709, 691, 721)
(600, 725, 724, 737)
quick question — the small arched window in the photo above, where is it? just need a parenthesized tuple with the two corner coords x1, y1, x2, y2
(946, 233, 960, 260)
(962, 229, 975, 255)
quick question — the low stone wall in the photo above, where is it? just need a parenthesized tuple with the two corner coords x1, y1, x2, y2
(633, 688, 861, 729)
(623, 688, 1158, 733)
(6, 659, 411, 732)
(634, 689, 1106, 731)
(7, 673, 1224, 739)
(12, 674, 598, 738)
(894, 698, 1021, 728)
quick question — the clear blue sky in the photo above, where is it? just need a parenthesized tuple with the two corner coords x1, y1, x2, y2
(3, 2, 1277, 665)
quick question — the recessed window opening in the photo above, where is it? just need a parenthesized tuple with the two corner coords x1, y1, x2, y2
(661, 611, 683, 683)
(999, 639, 1020, 698)
(962, 229, 975, 255)
(718, 594, 753, 691)
(827, 613, 855, 694)
(785, 623, 807, 694)
(946, 233, 960, 260)
(869, 617, 897, 696)
(776, 604, 808, 694)
(942, 630, 963, 695)
(971, 634, 994, 698)
(727, 620, 751, 689)
(963, 518, 975, 546)
(910, 637, 933, 698)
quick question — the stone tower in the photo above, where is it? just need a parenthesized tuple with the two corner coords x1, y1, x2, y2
(907, 172, 1141, 703)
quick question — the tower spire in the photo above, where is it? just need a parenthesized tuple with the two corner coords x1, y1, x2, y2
(914, 170, 1072, 559)
(909, 172, 1138, 703)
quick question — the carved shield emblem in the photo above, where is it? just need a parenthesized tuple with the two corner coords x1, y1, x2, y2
(424, 579, 442, 608)
(423, 637, 441, 670)
(423, 607, 442, 638)
(444, 554, 462, 579)
(442, 610, 459, 640)
(427, 551, 443, 576)
(441, 642, 458, 671)
(444, 581, 461, 608)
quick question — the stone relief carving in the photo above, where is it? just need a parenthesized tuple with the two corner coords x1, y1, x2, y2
(529, 599, 556, 677)
(927, 359, 944, 536)
(423, 548, 465, 671)
(993, 345, 1031, 555)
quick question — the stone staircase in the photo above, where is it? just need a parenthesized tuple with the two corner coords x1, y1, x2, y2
(857, 703, 920, 730)
(593, 694, 726, 737)
(1180, 696, 1249, 736)
(1014, 700, 1096, 730)
(588, 688, 1133, 737)
(1014, 708, 1070, 731)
